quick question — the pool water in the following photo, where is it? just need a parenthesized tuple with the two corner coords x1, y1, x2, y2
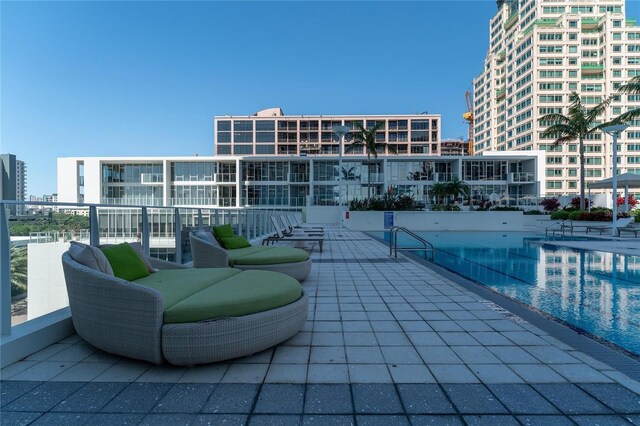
(377, 231, 640, 356)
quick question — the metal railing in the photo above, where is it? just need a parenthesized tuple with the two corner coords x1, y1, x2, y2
(388, 226, 435, 260)
(0, 200, 302, 366)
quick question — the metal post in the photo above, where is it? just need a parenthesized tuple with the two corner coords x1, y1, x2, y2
(333, 125, 350, 231)
(1, 204, 12, 335)
(612, 131, 619, 236)
(197, 209, 203, 231)
(141, 207, 150, 257)
(174, 208, 182, 264)
(601, 124, 628, 237)
(89, 205, 100, 246)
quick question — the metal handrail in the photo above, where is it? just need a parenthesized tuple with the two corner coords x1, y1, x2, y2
(388, 226, 435, 260)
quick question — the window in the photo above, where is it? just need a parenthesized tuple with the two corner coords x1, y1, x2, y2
(613, 70, 622, 77)
(585, 158, 602, 165)
(569, 46, 578, 53)
(571, 6, 593, 13)
(569, 83, 577, 90)
(569, 70, 578, 78)
(569, 34, 578, 41)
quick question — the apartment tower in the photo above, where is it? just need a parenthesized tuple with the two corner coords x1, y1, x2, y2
(0, 154, 27, 216)
(473, 0, 640, 196)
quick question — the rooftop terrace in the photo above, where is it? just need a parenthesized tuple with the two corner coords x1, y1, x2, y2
(2, 229, 640, 424)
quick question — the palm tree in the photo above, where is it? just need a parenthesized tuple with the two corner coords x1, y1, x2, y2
(539, 92, 617, 210)
(446, 178, 471, 205)
(10, 245, 28, 297)
(346, 123, 398, 199)
(614, 76, 640, 123)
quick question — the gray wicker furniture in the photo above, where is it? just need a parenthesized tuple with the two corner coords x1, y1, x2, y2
(62, 251, 308, 365)
(190, 231, 312, 281)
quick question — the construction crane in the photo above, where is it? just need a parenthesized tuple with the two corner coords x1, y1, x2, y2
(463, 91, 474, 155)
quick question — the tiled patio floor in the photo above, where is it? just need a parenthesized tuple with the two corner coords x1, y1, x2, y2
(2, 230, 640, 425)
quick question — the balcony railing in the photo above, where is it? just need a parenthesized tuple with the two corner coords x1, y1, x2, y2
(140, 173, 164, 184)
(0, 200, 302, 367)
(508, 172, 535, 183)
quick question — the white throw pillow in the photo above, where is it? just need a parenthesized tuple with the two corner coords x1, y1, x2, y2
(68, 241, 114, 275)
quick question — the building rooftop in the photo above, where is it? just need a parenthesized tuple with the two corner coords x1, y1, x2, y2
(2, 229, 640, 423)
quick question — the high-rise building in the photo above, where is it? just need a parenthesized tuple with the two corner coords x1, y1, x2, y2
(1, 154, 27, 215)
(473, 0, 640, 197)
(214, 108, 442, 157)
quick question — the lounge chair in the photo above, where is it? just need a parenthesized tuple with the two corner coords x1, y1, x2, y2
(616, 219, 640, 237)
(288, 214, 324, 231)
(190, 229, 312, 281)
(62, 242, 308, 365)
(263, 217, 324, 252)
(279, 215, 323, 236)
(586, 218, 634, 235)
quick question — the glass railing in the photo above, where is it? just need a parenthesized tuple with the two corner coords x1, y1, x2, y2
(0, 200, 302, 366)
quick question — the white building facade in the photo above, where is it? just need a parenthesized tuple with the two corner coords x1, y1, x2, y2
(58, 153, 545, 209)
(473, 0, 640, 197)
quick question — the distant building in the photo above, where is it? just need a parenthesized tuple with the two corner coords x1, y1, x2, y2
(214, 108, 442, 156)
(474, 0, 640, 197)
(1, 154, 27, 215)
(440, 139, 469, 156)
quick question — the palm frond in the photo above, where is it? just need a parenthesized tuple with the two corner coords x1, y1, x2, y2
(618, 76, 640, 94)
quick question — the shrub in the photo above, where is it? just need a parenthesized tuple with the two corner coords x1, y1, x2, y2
(550, 210, 570, 220)
(568, 210, 585, 220)
(631, 209, 640, 222)
(348, 192, 421, 211)
(523, 209, 545, 215)
(570, 197, 590, 209)
(541, 197, 560, 212)
(617, 195, 639, 208)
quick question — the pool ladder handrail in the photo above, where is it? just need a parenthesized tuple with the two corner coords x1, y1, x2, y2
(388, 226, 435, 260)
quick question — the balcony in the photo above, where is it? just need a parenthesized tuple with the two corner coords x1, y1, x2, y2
(288, 172, 310, 183)
(496, 87, 506, 99)
(508, 172, 534, 183)
(169, 198, 217, 206)
(140, 173, 163, 184)
(504, 12, 518, 30)
(581, 62, 604, 75)
(581, 17, 600, 29)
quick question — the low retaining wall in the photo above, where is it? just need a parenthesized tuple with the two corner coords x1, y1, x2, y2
(344, 211, 526, 231)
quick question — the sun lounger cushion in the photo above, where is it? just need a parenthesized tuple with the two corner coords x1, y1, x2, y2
(163, 270, 302, 323)
(134, 268, 241, 310)
(227, 246, 309, 266)
(220, 235, 251, 249)
(101, 243, 150, 281)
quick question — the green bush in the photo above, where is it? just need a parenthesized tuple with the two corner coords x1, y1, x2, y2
(631, 209, 640, 222)
(523, 209, 545, 215)
(348, 193, 422, 211)
(568, 210, 586, 220)
(550, 211, 570, 220)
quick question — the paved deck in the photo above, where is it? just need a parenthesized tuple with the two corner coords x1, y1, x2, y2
(2, 230, 640, 425)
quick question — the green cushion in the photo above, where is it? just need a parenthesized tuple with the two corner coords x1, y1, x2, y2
(213, 224, 235, 239)
(164, 270, 302, 323)
(231, 246, 309, 266)
(220, 235, 251, 249)
(134, 268, 241, 310)
(100, 243, 150, 281)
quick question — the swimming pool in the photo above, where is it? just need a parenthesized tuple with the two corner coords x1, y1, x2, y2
(375, 231, 640, 356)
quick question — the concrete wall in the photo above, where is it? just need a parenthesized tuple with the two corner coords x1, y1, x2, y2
(27, 242, 70, 320)
(344, 211, 525, 231)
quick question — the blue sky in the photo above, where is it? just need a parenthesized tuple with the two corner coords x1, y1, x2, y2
(3, 1, 640, 197)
